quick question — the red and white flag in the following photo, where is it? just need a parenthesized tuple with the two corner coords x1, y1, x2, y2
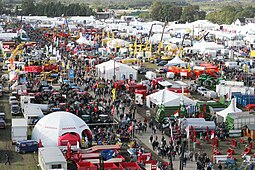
(111, 105, 115, 115)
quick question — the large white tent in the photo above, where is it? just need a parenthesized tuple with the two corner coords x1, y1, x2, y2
(96, 60, 138, 80)
(146, 89, 196, 108)
(32, 111, 92, 147)
(166, 56, 186, 67)
(193, 40, 224, 52)
(107, 39, 130, 48)
(216, 98, 242, 122)
(76, 35, 94, 45)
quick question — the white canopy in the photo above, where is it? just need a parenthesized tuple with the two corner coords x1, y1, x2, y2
(166, 56, 186, 67)
(216, 98, 242, 122)
(32, 111, 91, 147)
(146, 89, 196, 108)
(107, 38, 130, 48)
(193, 40, 224, 52)
(96, 60, 138, 80)
(76, 33, 94, 45)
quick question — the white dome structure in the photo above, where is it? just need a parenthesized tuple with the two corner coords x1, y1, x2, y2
(32, 111, 92, 147)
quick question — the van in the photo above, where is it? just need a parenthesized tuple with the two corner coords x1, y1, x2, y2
(11, 105, 20, 115)
(203, 90, 217, 100)
(15, 140, 38, 154)
(121, 58, 139, 64)
(225, 62, 238, 69)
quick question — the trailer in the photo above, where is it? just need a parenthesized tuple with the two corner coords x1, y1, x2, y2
(23, 104, 44, 125)
(11, 118, 27, 143)
(216, 81, 254, 99)
(226, 112, 255, 130)
(181, 118, 216, 132)
(20, 96, 49, 113)
(38, 147, 67, 170)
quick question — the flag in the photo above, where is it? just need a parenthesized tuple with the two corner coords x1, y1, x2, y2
(174, 109, 179, 117)
(112, 88, 116, 101)
(134, 40, 137, 55)
(111, 105, 115, 115)
(169, 121, 174, 141)
(128, 123, 133, 133)
(178, 98, 187, 117)
(102, 30, 105, 37)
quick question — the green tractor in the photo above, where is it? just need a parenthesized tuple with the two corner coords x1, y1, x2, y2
(197, 74, 224, 90)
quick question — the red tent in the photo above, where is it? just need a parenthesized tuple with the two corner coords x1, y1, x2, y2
(58, 133, 81, 146)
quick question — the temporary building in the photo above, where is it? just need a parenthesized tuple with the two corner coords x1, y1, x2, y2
(96, 60, 138, 81)
(166, 56, 186, 67)
(76, 33, 94, 45)
(107, 38, 130, 48)
(193, 40, 224, 52)
(32, 111, 92, 147)
(38, 147, 67, 170)
(146, 89, 196, 108)
(216, 98, 242, 122)
(58, 133, 80, 146)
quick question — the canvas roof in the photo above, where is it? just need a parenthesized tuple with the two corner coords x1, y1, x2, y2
(146, 89, 196, 107)
(216, 98, 242, 122)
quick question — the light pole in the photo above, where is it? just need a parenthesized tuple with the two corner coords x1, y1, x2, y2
(113, 59, 116, 81)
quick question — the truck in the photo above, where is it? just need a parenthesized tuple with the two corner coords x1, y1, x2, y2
(20, 96, 49, 113)
(180, 118, 216, 132)
(0, 84, 2, 96)
(23, 104, 44, 125)
(12, 118, 28, 143)
(145, 71, 156, 80)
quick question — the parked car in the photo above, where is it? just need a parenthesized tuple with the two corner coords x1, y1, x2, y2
(9, 96, 17, 104)
(11, 105, 20, 115)
(197, 87, 207, 96)
(156, 60, 168, 66)
(152, 58, 162, 64)
(0, 119, 6, 129)
(138, 67, 148, 74)
(156, 68, 165, 73)
(0, 112, 5, 120)
(203, 90, 217, 99)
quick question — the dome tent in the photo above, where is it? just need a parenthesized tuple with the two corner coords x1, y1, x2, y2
(32, 111, 92, 147)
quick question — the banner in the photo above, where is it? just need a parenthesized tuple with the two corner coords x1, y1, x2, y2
(69, 69, 74, 79)
(112, 88, 116, 101)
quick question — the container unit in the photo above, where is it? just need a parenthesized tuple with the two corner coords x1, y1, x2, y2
(11, 118, 27, 143)
(119, 162, 141, 170)
(38, 147, 67, 170)
(226, 112, 255, 130)
(76, 162, 97, 170)
(242, 96, 255, 107)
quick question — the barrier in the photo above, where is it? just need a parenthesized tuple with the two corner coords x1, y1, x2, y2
(212, 155, 229, 164)
(241, 147, 252, 156)
(213, 148, 221, 155)
(227, 148, 235, 155)
(230, 139, 237, 148)
(76, 162, 97, 170)
(211, 138, 219, 147)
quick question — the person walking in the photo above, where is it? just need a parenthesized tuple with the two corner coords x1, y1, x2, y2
(5, 153, 10, 165)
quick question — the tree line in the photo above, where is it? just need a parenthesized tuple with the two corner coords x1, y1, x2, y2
(145, 0, 206, 23)
(206, 5, 255, 25)
(20, 0, 95, 17)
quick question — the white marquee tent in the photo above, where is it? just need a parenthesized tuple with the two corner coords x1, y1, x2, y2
(96, 60, 138, 80)
(76, 33, 94, 45)
(32, 111, 92, 147)
(146, 89, 196, 108)
(216, 98, 242, 122)
(166, 56, 186, 67)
